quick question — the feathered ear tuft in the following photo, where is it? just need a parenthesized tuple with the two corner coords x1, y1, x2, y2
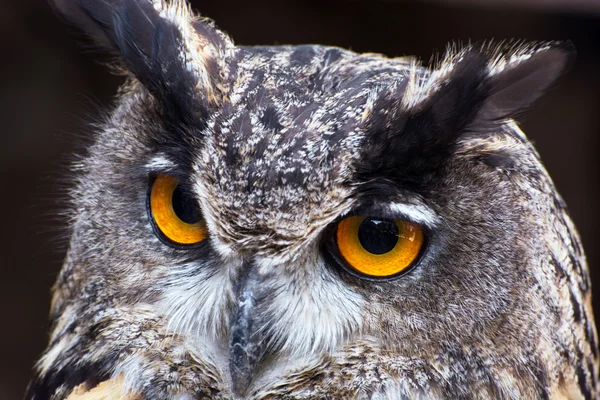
(478, 40, 575, 122)
(51, 0, 234, 125)
(402, 40, 575, 129)
(358, 41, 575, 189)
(406, 40, 575, 129)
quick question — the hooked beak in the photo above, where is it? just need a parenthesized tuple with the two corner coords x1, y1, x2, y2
(229, 262, 269, 397)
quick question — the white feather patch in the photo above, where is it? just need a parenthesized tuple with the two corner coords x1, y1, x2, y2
(386, 202, 440, 226)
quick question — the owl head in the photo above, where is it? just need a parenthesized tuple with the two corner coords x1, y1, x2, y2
(29, 0, 597, 399)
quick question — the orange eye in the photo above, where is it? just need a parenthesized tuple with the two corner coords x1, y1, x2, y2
(335, 216, 424, 278)
(149, 175, 207, 245)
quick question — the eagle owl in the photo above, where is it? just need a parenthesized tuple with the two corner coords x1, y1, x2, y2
(29, 0, 598, 398)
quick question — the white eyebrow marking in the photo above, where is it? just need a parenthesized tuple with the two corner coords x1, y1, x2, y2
(385, 202, 440, 226)
(145, 154, 176, 170)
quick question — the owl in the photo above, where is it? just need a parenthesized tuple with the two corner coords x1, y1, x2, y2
(28, 0, 597, 399)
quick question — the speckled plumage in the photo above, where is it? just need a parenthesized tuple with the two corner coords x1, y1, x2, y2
(29, 0, 597, 399)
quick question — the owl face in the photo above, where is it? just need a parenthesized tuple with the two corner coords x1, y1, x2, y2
(30, 0, 598, 399)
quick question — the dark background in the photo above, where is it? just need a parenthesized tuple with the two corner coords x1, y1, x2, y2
(1, 0, 598, 398)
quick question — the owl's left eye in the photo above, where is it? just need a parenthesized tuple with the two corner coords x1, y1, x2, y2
(149, 174, 207, 245)
(331, 216, 425, 279)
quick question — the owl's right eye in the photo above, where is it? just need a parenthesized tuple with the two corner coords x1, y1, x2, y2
(149, 174, 208, 245)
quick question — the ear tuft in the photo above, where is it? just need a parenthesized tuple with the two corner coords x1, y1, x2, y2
(480, 40, 576, 121)
(51, 0, 114, 48)
(50, 0, 234, 124)
(402, 40, 575, 125)
(358, 40, 575, 189)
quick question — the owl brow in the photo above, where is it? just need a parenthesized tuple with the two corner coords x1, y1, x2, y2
(354, 50, 490, 191)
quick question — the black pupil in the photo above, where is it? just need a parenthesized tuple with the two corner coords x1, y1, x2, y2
(172, 185, 202, 224)
(357, 218, 399, 254)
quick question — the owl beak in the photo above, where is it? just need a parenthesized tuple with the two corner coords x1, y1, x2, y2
(229, 264, 268, 397)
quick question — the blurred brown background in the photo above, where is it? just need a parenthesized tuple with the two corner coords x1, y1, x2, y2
(1, 0, 598, 398)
